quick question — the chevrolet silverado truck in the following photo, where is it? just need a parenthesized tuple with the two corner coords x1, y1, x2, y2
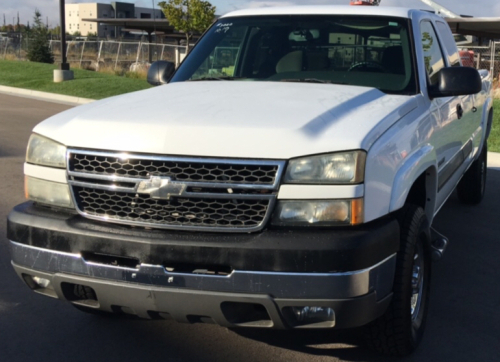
(7, 6, 493, 356)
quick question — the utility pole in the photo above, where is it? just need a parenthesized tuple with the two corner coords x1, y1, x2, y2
(17, 12, 20, 59)
(54, 0, 74, 82)
(59, 0, 69, 70)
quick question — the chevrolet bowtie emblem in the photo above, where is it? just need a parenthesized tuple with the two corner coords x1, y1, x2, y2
(136, 176, 187, 200)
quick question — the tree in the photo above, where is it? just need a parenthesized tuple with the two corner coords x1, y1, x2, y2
(158, 0, 216, 53)
(26, 10, 53, 64)
(49, 25, 61, 39)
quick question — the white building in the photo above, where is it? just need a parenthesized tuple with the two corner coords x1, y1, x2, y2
(65, 2, 164, 38)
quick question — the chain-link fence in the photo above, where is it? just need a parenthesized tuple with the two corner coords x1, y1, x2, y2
(2, 37, 499, 81)
(461, 42, 499, 80)
(1, 38, 187, 70)
(0, 36, 28, 60)
(49, 40, 187, 71)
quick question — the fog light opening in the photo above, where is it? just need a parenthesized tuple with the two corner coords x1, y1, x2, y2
(22, 274, 52, 290)
(22, 274, 58, 299)
(283, 306, 336, 328)
(33, 276, 51, 289)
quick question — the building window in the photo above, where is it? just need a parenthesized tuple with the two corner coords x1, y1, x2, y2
(90, 24, 92, 30)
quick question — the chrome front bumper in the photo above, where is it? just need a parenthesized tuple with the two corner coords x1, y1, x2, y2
(10, 240, 396, 329)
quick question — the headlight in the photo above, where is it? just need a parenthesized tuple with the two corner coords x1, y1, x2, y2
(25, 177, 75, 209)
(271, 199, 363, 226)
(284, 151, 366, 184)
(26, 134, 67, 168)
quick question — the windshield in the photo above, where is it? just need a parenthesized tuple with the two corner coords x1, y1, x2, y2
(170, 15, 417, 95)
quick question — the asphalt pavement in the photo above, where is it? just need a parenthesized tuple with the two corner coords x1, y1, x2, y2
(0, 93, 499, 362)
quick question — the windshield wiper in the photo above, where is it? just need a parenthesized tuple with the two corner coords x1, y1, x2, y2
(280, 78, 346, 85)
(189, 76, 246, 81)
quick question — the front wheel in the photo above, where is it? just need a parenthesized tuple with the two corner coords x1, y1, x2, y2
(457, 144, 487, 205)
(365, 205, 431, 356)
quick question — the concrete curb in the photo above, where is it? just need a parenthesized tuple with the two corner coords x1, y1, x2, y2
(0, 85, 95, 106)
(488, 152, 500, 169)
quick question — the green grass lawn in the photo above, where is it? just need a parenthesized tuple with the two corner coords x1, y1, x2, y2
(489, 99, 500, 153)
(0, 60, 151, 100)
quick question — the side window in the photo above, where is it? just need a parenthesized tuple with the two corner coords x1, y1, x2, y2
(420, 21, 446, 85)
(436, 21, 461, 67)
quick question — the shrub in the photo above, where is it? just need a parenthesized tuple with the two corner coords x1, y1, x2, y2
(26, 10, 54, 64)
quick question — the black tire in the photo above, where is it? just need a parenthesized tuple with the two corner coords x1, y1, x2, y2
(457, 145, 487, 205)
(365, 205, 431, 356)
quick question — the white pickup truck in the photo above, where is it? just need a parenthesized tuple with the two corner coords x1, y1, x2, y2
(8, 5, 493, 356)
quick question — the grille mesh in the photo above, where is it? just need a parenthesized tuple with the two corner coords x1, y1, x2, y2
(74, 187, 270, 228)
(70, 154, 278, 185)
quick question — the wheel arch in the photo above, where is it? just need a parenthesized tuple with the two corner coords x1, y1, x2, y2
(389, 145, 438, 223)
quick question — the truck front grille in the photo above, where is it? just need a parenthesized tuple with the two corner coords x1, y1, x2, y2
(71, 153, 279, 185)
(74, 187, 271, 229)
(67, 150, 285, 233)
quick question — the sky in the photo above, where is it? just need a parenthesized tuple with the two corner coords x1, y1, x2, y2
(2, 0, 500, 28)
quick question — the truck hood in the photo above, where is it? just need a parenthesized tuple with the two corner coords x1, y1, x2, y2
(34, 81, 417, 159)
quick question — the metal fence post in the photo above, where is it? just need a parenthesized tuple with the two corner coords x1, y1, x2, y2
(114, 42, 121, 71)
(96, 40, 103, 71)
(160, 45, 165, 61)
(492, 41, 497, 80)
(3, 39, 8, 60)
(80, 41, 86, 68)
(136, 42, 141, 65)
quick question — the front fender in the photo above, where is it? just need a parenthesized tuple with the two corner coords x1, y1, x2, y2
(389, 145, 437, 221)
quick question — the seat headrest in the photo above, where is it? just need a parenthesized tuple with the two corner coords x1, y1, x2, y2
(276, 51, 303, 73)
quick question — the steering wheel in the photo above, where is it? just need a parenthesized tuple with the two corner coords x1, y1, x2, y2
(348, 61, 386, 73)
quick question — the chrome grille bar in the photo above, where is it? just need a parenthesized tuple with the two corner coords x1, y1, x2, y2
(67, 150, 284, 233)
(68, 149, 286, 189)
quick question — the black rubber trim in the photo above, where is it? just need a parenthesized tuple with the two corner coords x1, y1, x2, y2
(8, 202, 400, 273)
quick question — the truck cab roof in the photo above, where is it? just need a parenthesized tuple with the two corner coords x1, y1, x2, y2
(222, 6, 420, 19)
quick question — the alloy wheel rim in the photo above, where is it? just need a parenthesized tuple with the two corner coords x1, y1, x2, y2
(411, 242, 425, 322)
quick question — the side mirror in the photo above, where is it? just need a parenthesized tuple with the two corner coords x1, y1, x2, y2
(428, 67, 482, 98)
(147, 61, 176, 86)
